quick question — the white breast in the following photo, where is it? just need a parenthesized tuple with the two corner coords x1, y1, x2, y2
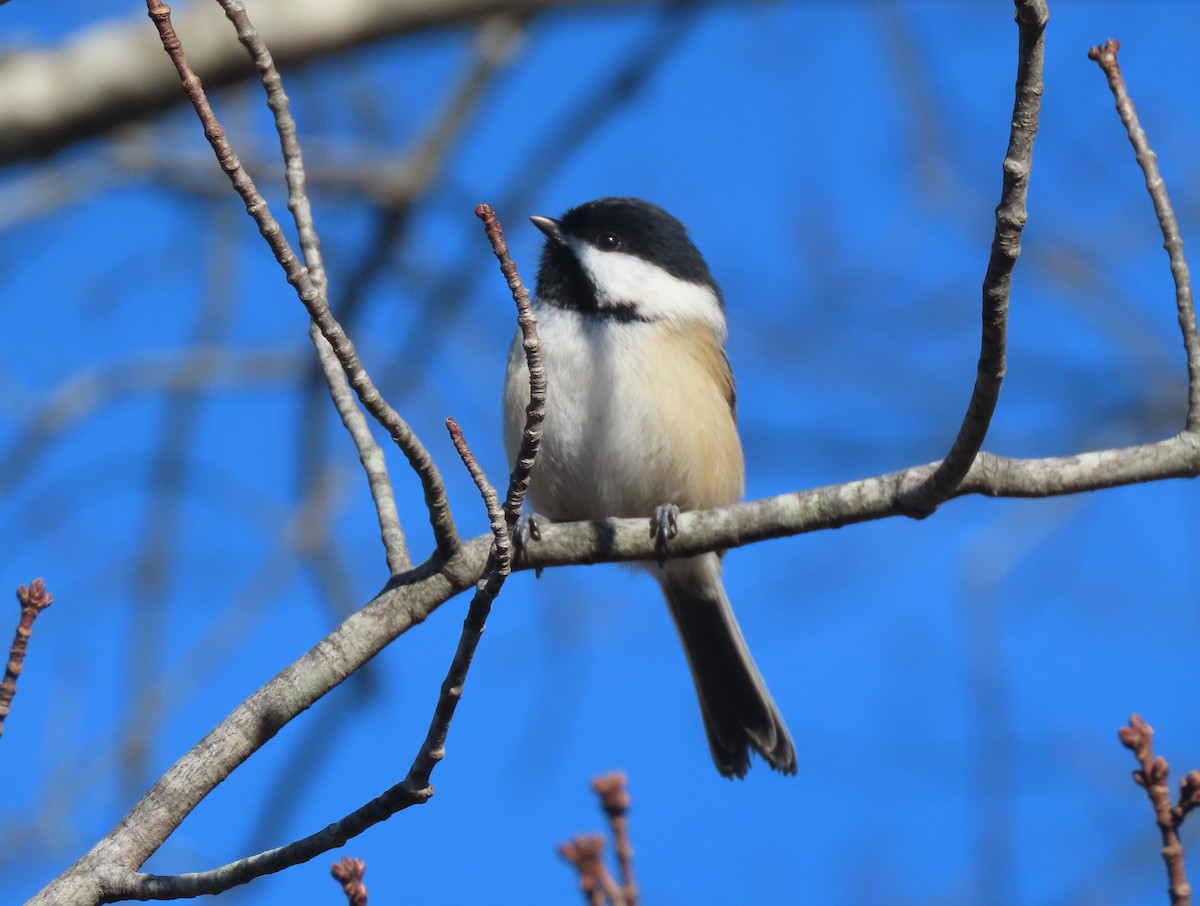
(503, 303, 744, 522)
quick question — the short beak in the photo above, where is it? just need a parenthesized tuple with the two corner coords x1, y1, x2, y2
(529, 215, 566, 245)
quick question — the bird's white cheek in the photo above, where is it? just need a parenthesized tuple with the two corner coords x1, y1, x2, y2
(571, 242, 726, 336)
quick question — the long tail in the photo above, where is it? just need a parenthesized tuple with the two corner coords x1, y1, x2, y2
(659, 554, 797, 778)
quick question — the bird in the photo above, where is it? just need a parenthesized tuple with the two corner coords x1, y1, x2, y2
(503, 196, 797, 778)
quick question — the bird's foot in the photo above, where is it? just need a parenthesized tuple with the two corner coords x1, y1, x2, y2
(650, 503, 680, 567)
(513, 512, 544, 577)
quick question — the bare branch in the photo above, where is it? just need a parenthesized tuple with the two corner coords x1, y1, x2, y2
(220, 0, 413, 573)
(0, 579, 53, 742)
(309, 325, 411, 573)
(109, 466, 516, 903)
(404, 418, 510, 790)
(899, 0, 1048, 516)
(558, 773, 638, 905)
(28, 422, 1200, 904)
(1087, 38, 1200, 429)
(144, 0, 458, 559)
(44, 208, 548, 904)
(508, 435, 1200, 571)
(0, 0, 644, 168)
(290, 14, 526, 577)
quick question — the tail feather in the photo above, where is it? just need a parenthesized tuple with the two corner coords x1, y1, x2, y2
(660, 554, 797, 778)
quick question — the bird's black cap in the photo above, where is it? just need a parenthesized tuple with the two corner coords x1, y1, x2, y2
(531, 197, 721, 317)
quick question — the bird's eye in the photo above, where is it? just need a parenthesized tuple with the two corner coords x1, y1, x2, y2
(595, 231, 621, 251)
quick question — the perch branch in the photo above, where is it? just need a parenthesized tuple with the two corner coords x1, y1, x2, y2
(30, 425, 1200, 905)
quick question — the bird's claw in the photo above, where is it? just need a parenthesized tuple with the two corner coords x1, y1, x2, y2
(651, 503, 680, 567)
(513, 513, 544, 577)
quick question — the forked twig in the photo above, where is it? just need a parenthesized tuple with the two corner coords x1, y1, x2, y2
(559, 773, 640, 906)
(102, 208, 544, 900)
(144, 0, 456, 560)
(215, 0, 409, 573)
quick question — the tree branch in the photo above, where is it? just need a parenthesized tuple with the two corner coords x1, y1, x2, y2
(29, 4, 1200, 904)
(0, 0, 647, 168)
(64, 206, 548, 904)
(30, 428, 1200, 905)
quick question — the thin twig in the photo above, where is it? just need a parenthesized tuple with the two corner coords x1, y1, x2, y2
(330, 856, 368, 906)
(0, 579, 53, 741)
(310, 323, 411, 572)
(224, 0, 414, 573)
(899, 0, 1048, 516)
(559, 835, 620, 906)
(475, 203, 546, 527)
(294, 13, 525, 544)
(1118, 714, 1193, 906)
(593, 773, 637, 906)
(1087, 38, 1200, 429)
(558, 774, 639, 906)
(118, 421, 505, 900)
(217, 0, 327, 291)
(144, 0, 457, 559)
(404, 418, 510, 788)
(292, 15, 524, 576)
(405, 202, 546, 789)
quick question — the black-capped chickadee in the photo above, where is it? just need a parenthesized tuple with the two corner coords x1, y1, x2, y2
(503, 197, 797, 778)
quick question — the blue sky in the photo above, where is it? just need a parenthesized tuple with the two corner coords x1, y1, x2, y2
(4, 2, 1200, 904)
